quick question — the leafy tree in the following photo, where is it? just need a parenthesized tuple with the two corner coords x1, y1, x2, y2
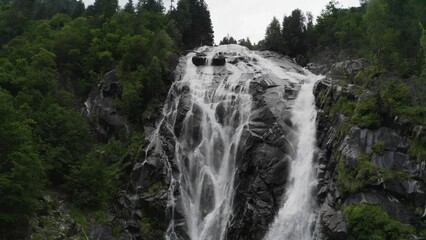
(364, 0, 398, 65)
(35, 104, 91, 183)
(0, 90, 45, 239)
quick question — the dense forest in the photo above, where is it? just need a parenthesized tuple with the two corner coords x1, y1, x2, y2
(0, 0, 213, 238)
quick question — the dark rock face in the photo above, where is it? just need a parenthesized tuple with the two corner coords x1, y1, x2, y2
(313, 78, 425, 239)
(212, 53, 226, 66)
(83, 70, 128, 142)
(227, 54, 303, 240)
(124, 47, 306, 240)
(307, 58, 368, 78)
(192, 52, 207, 66)
(319, 204, 348, 240)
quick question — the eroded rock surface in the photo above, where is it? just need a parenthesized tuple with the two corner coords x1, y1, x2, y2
(125, 45, 307, 240)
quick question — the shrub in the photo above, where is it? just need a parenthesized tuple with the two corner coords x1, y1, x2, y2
(371, 140, 385, 156)
(408, 140, 426, 162)
(352, 96, 382, 129)
(344, 204, 415, 240)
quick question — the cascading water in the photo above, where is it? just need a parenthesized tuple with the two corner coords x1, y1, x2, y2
(264, 73, 322, 240)
(143, 44, 322, 240)
(151, 45, 255, 240)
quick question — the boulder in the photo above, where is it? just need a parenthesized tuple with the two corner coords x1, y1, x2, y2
(212, 53, 226, 66)
(320, 205, 349, 240)
(192, 52, 207, 66)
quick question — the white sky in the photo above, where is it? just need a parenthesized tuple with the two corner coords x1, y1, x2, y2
(83, 0, 361, 43)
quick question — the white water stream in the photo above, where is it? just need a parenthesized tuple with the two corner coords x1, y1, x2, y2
(264, 73, 322, 240)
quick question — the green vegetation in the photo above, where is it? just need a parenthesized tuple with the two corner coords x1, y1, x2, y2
(337, 153, 379, 194)
(371, 140, 385, 156)
(140, 216, 165, 240)
(408, 140, 426, 163)
(344, 204, 415, 240)
(352, 96, 382, 129)
(0, 0, 214, 238)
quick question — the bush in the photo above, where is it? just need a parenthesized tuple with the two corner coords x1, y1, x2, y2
(66, 139, 124, 209)
(352, 96, 382, 129)
(408, 140, 426, 162)
(371, 140, 385, 156)
(330, 96, 356, 117)
(344, 204, 415, 240)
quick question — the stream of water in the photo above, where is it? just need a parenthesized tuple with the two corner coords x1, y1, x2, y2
(264, 73, 321, 240)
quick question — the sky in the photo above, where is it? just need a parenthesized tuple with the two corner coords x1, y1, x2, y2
(83, 0, 361, 43)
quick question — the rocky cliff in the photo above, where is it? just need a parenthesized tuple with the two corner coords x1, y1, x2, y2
(311, 61, 426, 239)
(121, 45, 313, 240)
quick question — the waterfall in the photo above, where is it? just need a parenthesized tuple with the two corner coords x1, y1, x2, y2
(264, 73, 322, 240)
(144, 44, 321, 240)
(159, 45, 254, 240)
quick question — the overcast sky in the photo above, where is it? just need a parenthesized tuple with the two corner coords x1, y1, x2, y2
(83, 0, 361, 43)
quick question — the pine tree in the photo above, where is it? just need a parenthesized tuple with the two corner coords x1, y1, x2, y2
(264, 17, 283, 52)
(137, 0, 164, 13)
(173, 0, 214, 49)
(282, 9, 306, 57)
(124, 0, 135, 13)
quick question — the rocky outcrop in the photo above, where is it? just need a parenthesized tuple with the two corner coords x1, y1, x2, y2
(123, 46, 307, 240)
(192, 52, 207, 66)
(307, 59, 368, 78)
(212, 53, 226, 66)
(313, 78, 425, 239)
(83, 70, 128, 142)
(227, 74, 300, 239)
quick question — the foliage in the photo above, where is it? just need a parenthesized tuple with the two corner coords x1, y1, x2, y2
(66, 139, 125, 209)
(371, 140, 385, 156)
(171, 0, 214, 49)
(344, 204, 415, 240)
(352, 96, 382, 129)
(408, 140, 426, 162)
(140, 217, 165, 240)
(337, 153, 378, 194)
(264, 17, 283, 53)
(281, 9, 306, 57)
(330, 96, 356, 117)
(238, 38, 254, 49)
(0, 89, 45, 238)
(219, 35, 237, 45)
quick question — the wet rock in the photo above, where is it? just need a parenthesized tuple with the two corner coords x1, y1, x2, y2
(212, 53, 226, 66)
(320, 205, 349, 240)
(192, 52, 207, 66)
